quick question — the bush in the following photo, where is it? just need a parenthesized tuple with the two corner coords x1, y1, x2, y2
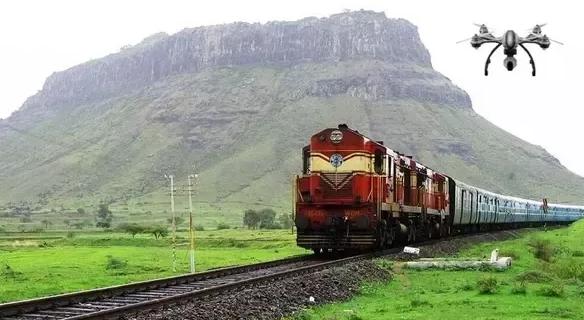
(516, 270, 554, 283)
(194, 225, 205, 231)
(529, 238, 554, 262)
(216, 222, 231, 230)
(511, 282, 527, 295)
(375, 259, 393, 272)
(66, 231, 75, 238)
(550, 259, 584, 281)
(458, 282, 474, 291)
(410, 297, 432, 308)
(105, 256, 127, 270)
(477, 276, 498, 294)
(572, 250, 584, 257)
(537, 284, 564, 297)
(1, 263, 23, 279)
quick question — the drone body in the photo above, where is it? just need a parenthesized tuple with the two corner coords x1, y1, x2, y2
(463, 24, 560, 76)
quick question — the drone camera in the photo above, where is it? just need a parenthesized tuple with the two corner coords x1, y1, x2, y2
(504, 56, 517, 71)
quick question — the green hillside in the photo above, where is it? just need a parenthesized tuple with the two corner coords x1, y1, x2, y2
(0, 11, 582, 229)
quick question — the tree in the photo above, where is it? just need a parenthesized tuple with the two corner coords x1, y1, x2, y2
(41, 219, 53, 229)
(243, 209, 260, 229)
(77, 208, 86, 215)
(118, 223, 144, 238)
(258, 209, 277, 229)
(96, 204, 113, 229)
(148, 226, 168, 239)
(63, 219, 71, 229)
(278, 213, 294, 229)
(243, 208, 280, 229)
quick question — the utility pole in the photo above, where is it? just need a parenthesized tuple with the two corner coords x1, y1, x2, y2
(187, 172, 198, 273)
(165, 174, 177, 272)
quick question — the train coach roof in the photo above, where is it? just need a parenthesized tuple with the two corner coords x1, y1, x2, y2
(452, 178, 584, 210)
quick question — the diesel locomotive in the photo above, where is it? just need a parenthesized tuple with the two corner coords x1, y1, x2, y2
(294, 124, 584, 252)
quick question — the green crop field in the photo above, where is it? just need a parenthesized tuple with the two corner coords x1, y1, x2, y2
(0, 229, 308, 303)
(298, 221, 584, 320)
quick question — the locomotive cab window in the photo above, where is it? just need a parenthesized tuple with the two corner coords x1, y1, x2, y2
(374, 150, 383, 174)
(302, 146, 310, 174)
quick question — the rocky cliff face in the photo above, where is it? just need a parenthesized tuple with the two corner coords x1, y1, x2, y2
(18, 11, 439, 113)
(1, 10, 582, 222)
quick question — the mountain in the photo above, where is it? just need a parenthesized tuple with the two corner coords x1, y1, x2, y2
(1, 10, 582, 225)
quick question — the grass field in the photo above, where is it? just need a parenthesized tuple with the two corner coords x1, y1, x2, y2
(0, 229, 307, 303)
(298, 221, 584, 320)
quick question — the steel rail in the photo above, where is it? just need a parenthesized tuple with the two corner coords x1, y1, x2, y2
(0, 254, 314, 319)
(0, 230, 525, 320)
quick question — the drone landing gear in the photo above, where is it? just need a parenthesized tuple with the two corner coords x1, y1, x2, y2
(519, 43, 536, 76)
(484, 43, 502, 76)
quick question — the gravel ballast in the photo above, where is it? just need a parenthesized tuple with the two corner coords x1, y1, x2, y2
(127, 228, 534, 320)
(126, 260, 391, 320)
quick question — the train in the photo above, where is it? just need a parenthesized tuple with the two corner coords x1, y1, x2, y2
(294, 124, 584, 253)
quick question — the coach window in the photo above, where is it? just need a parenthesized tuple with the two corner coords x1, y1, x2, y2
(374, 150, 383, 174)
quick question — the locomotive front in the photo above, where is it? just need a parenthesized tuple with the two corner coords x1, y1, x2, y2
(294, 125, 387, 252)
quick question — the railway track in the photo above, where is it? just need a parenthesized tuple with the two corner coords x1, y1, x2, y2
(0, 251, 385, 320)
(1, 230, 520, 320)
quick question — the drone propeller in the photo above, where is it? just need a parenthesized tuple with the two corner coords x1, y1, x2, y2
(527, 23, 547, 34)
(456, 37, 473, 44)
(550, 38, 564, 45)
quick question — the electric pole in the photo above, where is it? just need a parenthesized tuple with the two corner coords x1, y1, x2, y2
(187, 172, 197, 273)
(165, 174, 177, 272)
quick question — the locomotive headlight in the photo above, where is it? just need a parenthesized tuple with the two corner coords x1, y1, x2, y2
(330, 130, 343, 144)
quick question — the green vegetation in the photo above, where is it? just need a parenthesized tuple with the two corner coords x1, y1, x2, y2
(243, 208, 282, 229)
(1, 59, 584, 226)
(0, 228, 307, 303)
(299, 220, 584, 319)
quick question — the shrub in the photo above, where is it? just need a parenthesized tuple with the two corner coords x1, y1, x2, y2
(66, 231, 75, 238)
(550, 259, 584, 281)
(477, 276, 498, 294)
(516, 270, 553, 283)
(458, 282, 474, 291)
(1, 263, 23, 279)
(216, 222, 231, 230)
(105, 256, 127, 270)
(194, 225, 205, 231)
(511, 282, 527, 295)
(375, 259, 393, 272)
(537, 284, 564, 297)
(572, 250, 584, 257)
(529, 238, 554, 262)
(410, 297, 432, 308)
(348, 314, 365, 320)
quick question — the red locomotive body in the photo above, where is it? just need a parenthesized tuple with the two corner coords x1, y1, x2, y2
(295, 124, 450, 252)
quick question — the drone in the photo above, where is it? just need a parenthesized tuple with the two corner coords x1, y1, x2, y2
(459, 23, 563, 76)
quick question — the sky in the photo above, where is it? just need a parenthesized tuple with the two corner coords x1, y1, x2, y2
(0, 0, 582, 176)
